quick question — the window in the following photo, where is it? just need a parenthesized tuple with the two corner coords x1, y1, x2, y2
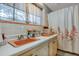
(35, 16, 41, 25)
(28, 14, 34, 24)
(0, 4, 13, 20)
(28, 4, 42, 25)
(15, 3, 25, 11)
(0, 3, 42, 25)
(14, 4, 26, 22)
(0, 3, 26, 22)
(15, 9, 26, 22)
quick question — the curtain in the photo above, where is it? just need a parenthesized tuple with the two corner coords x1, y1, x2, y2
(57, 5, 79, 53)
(72, 5, 79, 53)
(48, 5, 79, 54)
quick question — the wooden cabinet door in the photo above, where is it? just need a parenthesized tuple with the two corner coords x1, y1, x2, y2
(32, 43, 48, 56)
(52, 39, 58, 55)
(18, 42, 48, 56)
(48, 37, 58, 56)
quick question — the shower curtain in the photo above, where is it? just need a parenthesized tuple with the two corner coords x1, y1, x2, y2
(57, 5, 79, 54)
(48, 5, 79, 54)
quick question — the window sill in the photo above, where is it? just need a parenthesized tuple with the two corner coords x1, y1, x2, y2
(0, 20, 42, 26)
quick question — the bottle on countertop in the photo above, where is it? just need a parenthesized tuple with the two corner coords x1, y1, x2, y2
(2, 33, 7, 45)
(2, 33, 6, 40)
(0, 33, 7, 46)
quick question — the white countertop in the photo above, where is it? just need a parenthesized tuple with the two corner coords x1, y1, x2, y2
(0, 34, 57, 56)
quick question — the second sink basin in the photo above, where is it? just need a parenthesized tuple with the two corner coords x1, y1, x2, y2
(8, 37, 37, 47)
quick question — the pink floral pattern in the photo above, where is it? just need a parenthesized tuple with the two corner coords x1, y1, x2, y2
(69, 25, 78, 39)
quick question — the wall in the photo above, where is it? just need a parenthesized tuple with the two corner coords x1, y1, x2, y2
(0, 22, 43, 41)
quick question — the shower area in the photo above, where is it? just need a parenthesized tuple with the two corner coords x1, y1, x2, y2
(48, 5, 79, 56)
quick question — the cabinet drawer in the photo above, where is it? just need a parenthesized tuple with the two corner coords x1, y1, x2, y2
(17, 42, 48, 56)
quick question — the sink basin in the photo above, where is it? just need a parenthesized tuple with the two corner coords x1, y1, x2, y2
(8, 37, 37, 47)
(41, 33, 56, 37)
(41, 34, 51, 37)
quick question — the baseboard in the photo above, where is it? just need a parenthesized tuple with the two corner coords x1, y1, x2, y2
(58, 49, 79, 56)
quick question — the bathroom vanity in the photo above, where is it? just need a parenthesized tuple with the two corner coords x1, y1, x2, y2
(0, 34, 57, 56)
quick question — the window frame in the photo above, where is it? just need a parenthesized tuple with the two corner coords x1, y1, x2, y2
(14, 8, 26, 22)
(0, 4, 14, 21)
(0, 3, 42, 26)
(28, 3, 42, 25)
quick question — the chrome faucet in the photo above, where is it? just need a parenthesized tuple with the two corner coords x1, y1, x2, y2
(17, 35, 24, 40)
(27, 30, 36, 39)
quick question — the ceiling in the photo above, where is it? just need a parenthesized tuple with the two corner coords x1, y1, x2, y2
(45, 3, 79, 12)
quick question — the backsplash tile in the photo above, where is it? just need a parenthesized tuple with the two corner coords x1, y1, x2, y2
(0, 23, 43, 41)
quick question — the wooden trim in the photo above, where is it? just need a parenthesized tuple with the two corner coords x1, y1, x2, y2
(0, 20, 42, 26)
(58, 49, 79, 56)
(32, 3, 42, 10)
